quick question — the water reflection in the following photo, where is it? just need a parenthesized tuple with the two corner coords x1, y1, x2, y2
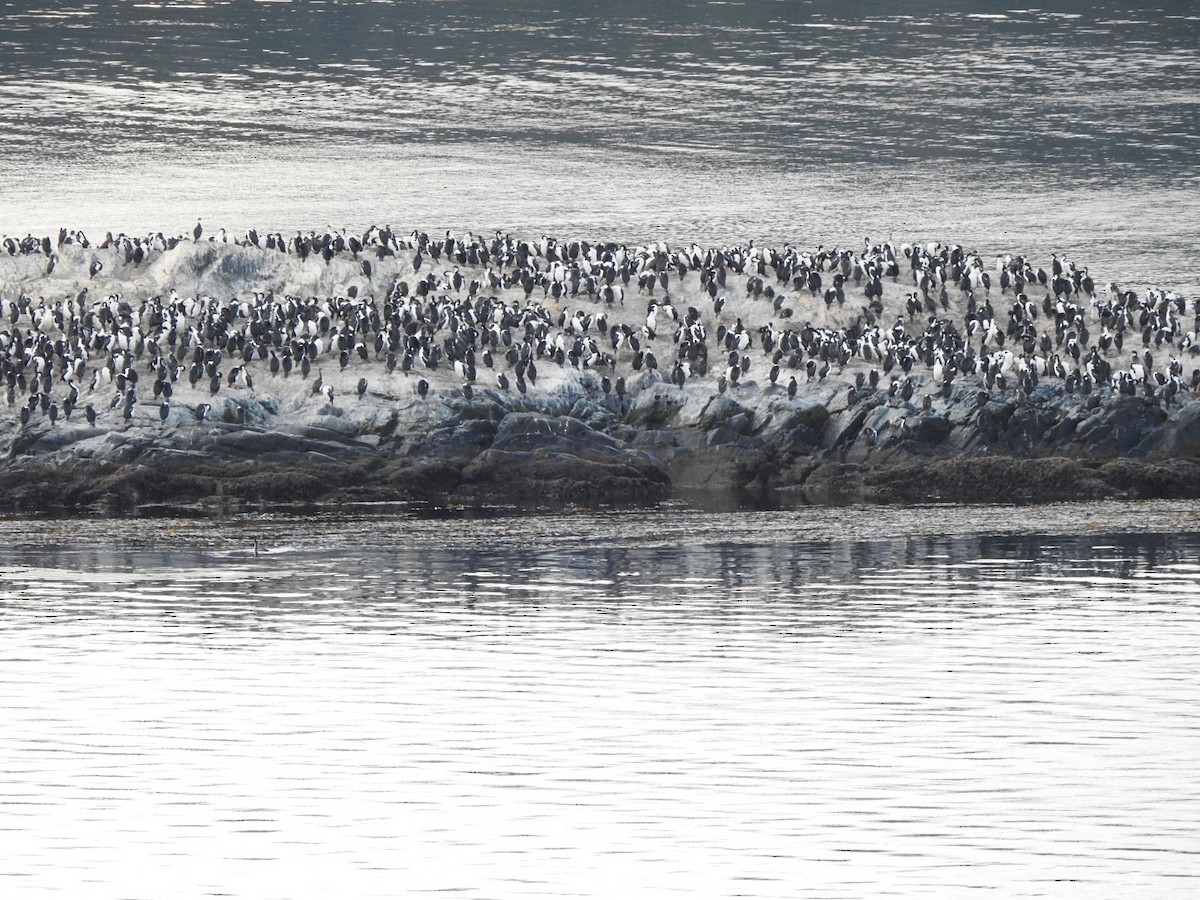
(2, 513, 1198, 639)
(1, 509, 1199, 897)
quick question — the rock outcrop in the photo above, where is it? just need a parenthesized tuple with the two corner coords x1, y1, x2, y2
(1, 231, 1197, 512)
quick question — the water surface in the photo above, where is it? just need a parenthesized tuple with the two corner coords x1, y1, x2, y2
(1, 502, 1198, 897)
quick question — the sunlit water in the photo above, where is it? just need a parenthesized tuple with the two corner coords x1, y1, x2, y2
(2, 502, 1199, 898)
(1, 1, 1198, 295)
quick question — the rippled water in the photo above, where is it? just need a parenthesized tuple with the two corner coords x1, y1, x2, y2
(1, 1, 1197, 294)
(2, 503, 1199, 897)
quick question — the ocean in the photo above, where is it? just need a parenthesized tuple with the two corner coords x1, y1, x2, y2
(2, 504, 1200, 898)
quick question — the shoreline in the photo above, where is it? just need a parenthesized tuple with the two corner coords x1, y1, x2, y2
(5, 408, 1200, 516)
(1, 229, 1197, 514)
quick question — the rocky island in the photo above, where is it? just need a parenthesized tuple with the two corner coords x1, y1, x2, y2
(1, 226, 1198, 513)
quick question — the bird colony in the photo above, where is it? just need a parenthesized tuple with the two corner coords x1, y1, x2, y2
(0, 224, 1195, 440)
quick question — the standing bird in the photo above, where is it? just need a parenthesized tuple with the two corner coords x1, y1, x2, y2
(357, 377, 368, 398)
(159, 401, 170, 423)
(193, 220, 203, 241)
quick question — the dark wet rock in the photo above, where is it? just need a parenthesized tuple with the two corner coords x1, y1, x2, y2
(1099, 458, 1200, 499)
(1047, 413, 1081, 445)
(16, 425, 105, 454)
(281, 424, 379, 448)
(402, 418, 500, 460)
(444, 397, 506, 422)
(1165, 402, 1200, 456)
(3, 369, 1200, 512)
(1111, 398, 1169, 454)
(977, 400, 1016, 441)
(690, 395, 750, 431)
(657, 442, 768, 497)
(774, 424, 823, 450)
(1073, 397, 1168, 456)
(796, 462, 868, 504)
(202, 427, 371, 457)
(722, 412, 752, 436)
(864, 456, 1113, 504)
(908, 415, 952, 446)
(568, 398, 619, 430)
(624, 383, 687, 427)
(461, 448, 669, 507)
(1000, 405, 1052, 451)
(824, 401, 875, 450)
(492, 412, 628, 457)
(705, 426, 742, 446)
(441, 412, 672, 506)
(625, 428, 681, 451)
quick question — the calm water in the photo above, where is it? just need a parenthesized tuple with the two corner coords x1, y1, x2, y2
(1, 1, 1198, 295)
(2, 503, 1199, 898)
